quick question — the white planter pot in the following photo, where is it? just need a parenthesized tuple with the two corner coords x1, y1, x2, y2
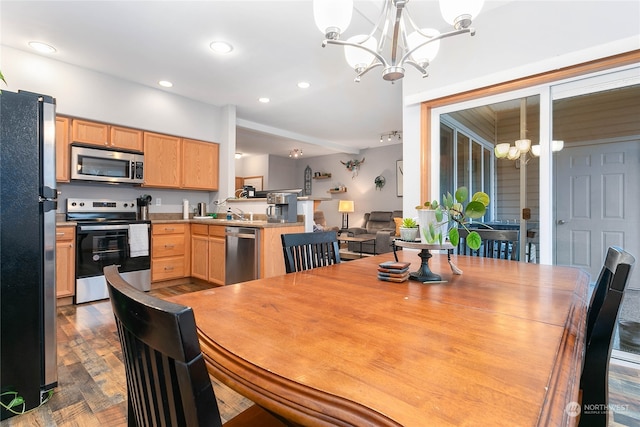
(418, 210, 448, 244)
(399, 227, 419, 242)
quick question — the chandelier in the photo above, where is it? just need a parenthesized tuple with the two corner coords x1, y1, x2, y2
(380, 130, 402, 143)
(494, 99, 564, 162)
(289, 148, 303, 158)
(313, 0, 484, 82)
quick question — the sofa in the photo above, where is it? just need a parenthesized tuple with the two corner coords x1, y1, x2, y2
(346, 210, 402, 254)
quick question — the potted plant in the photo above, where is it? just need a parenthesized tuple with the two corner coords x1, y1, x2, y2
(399, 217, 419, 241)
(418, 187, 490, 250)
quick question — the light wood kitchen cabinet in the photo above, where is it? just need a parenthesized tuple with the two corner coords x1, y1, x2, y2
(143, 132, 181, 188)
(261, 226, 304, 278)
(190, 224, 209, 281)
(55, 116, 70, 182)
(72, 119, 143, 152)
(190, 224, 226, 285)
(110, 126, 143, 151)
(56, 226, 75, 298)
(182, 138, 219, 190)
(207, 225, 225, 285)
(151, 223, 189, 282)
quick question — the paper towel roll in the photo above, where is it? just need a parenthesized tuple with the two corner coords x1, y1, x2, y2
(183, 200, 189, 219)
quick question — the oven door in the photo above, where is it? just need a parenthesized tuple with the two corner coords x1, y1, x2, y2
(75, 222, 150, 303)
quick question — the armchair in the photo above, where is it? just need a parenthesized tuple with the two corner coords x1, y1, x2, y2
(347, 210, 402, 254)
(313, 210, 339, 232)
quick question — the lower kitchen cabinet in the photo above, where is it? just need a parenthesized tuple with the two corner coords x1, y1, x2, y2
(151, 223, 189, 282)
(56, 226, 75, 298)
(191, 224, 225, 286)
(261, 226, 304, 278)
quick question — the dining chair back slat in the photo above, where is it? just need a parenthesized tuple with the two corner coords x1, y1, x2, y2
(281, 231, 341, 273)
(104, 265, 285, 427)
(579, 246, 635, 427)
(457, 228, 521, 260)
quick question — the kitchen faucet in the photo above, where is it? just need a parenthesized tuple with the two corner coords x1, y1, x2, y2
(229, 206, 246, 220)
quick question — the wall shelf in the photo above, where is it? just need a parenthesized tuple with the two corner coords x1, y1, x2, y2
(313, 174, 331, 179)
(328, 188, 347, 194)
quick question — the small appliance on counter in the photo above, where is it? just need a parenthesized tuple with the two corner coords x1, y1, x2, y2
(197, 202, 207, 217)
(266, 192, 297, 223)
(136, 194, 152, 220)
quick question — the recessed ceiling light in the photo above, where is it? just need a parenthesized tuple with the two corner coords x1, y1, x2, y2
(158, 80, 173, 88)
(209, 41, 233, 54)
(28, 41, 56, 54)
(258, 97, 270, 103)
(297, 81, 310, 89)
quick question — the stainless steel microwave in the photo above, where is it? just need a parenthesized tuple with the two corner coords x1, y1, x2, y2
(71, 145, 144, 184)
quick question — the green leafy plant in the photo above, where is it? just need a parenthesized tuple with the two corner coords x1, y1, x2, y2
(420, 187, 490, 249)
(0, 70, 6, 93)
(401, 217, 418, 228)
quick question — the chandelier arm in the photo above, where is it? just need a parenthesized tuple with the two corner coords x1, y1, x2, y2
(355, 62, 383, 79)
(398, 27, 474, 67)
(324, 39, 390, 68)
(403, 59, 429, 77)
(389, 2, 406, 66)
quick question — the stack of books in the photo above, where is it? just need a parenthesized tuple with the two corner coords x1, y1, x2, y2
(377, 261, 411, 282)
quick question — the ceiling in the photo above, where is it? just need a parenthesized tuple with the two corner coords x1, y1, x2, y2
(0, 1, 505, 158)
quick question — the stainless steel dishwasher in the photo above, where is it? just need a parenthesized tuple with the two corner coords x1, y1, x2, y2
(225, 227, 260, 284)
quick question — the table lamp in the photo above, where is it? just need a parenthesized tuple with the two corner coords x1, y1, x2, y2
(338, 200, 354, 230)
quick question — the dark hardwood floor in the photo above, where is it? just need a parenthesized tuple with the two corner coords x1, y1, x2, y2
(1, 282, 639, 426)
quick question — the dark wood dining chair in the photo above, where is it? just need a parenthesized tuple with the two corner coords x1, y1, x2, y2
(457, 228, 521, 260)
(281, 231, 341, 273)
(579, 247, 635, 427)
(104, 265, 285, 427)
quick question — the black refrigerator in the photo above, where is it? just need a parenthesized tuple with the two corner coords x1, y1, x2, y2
(1, 90, 58, 419)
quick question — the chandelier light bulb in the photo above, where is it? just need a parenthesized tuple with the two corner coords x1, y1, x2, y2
(515, 139, 531, 153)
(407, 28, 441, 65)
(494, 143, 510, 158)
(440, 0, 485, 29)
(313, 0, 353, 39)
(552, 140, 564, 152)
(507, 146, 521, 160)
(344, 35, 377, 70)
(531, 145, 541, 157)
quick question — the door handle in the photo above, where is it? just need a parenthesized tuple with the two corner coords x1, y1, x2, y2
(557, 219, 566, 225)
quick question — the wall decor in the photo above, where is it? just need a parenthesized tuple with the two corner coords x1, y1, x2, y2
(340, 157, 365, 178)
(304, 165, 312, 195)
(374, 175, 386, 190)
(396, 160, 403, 196)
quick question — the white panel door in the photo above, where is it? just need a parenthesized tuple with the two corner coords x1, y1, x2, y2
(555, 139, 639, 288)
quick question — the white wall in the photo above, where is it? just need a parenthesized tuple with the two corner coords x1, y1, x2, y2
(1, 46, 236, 213)
(297, 144, 403, 228)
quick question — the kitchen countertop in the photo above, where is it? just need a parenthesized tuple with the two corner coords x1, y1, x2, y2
(55, 213, 304, 229)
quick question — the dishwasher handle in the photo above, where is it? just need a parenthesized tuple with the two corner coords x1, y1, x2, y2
(225, 227, 257, 239)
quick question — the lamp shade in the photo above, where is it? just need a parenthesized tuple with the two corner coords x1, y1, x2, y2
(531, 145, 541, 157)
(494, 143, 510, 158)
(515, 139, 531, 153)
(344, 35, 377, 69)
(440, 0, 484, 28)
(552, 140, 564, 152)
(338, 200, 354, 213)
(507, 146, 520, 160)
(313, 0, 353, 36)
(407, 28, 441, 64)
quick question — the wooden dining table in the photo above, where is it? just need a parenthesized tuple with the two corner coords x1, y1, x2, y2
(170, 251, 589, 427)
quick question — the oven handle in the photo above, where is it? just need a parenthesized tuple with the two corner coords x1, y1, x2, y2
(77, 224, 149, 232)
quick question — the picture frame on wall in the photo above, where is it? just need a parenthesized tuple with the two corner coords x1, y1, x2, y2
(396, 160, 403, 197)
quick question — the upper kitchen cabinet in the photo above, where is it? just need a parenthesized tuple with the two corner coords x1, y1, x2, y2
(72, 119, 143, 152)
(182, 138, 219, 190)
(143, 132, 181, 188)
(55, 116, 70, 182)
